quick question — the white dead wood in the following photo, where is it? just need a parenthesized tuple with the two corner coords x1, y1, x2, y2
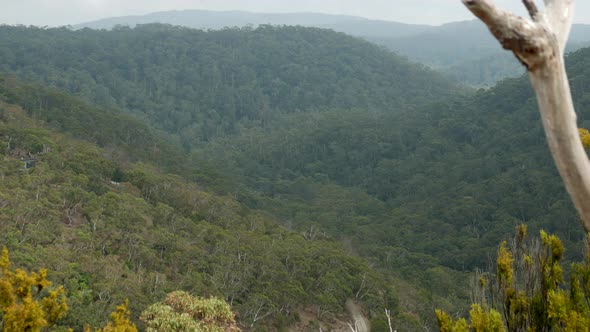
(462, 0, 590, 233)
(385, 308, 394, 332)
(347, 321, 360, 332)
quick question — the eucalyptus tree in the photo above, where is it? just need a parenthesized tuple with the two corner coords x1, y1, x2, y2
(463, 0, 590, 233)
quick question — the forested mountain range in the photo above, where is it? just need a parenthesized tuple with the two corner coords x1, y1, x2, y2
(2, 23, 590, 331)
(73, 10, 590, 86)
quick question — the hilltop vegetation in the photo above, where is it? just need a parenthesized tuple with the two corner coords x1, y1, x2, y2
(73, 10, 590, 86)
(0, 24, 457, 147)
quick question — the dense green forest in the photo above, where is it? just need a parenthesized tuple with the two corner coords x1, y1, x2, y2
(1, 24, 590, 330)
(73, 11, 590, 87)
(196, 46, 590, 272)
(0, 24, 458, 148)
(0, 76, 402, 330)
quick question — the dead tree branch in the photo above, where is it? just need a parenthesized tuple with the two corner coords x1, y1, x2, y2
(462, 0, 590, 233)
(385, 308, 394, 332)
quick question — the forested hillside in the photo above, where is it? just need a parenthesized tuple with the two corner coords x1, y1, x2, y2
(199, 47, 590, 270)
(2, 23, 590, 331)
(195, 47, 590, 329)
(73, 10, 590, 87)
(0, 24, 457, 148)
(0, 76, 405, 330)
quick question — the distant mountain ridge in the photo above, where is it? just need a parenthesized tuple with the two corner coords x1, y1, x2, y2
(73, 10, 433, 39)
(73, 10, 590, 45)
(73, 10, 590, 87)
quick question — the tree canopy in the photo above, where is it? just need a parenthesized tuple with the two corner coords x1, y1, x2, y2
(1, 23, 590, 330)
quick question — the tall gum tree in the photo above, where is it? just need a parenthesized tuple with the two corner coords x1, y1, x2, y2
(462, 0, 590, 233)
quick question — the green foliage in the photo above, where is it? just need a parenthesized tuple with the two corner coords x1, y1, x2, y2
(0, 24, 458, 146)
(191, 47, 590, 329)
(92, 301, 137, 332)
(496, 242, 514, 286)
(468, 305, 504, 332)
(436, 305, 505, 332)
(0, 246, 140, 332)
(0, 75, 186, 176)
(140, 291, 238, 331)
(3, 23, 590, 330)
(578, 128, 590, 148)
(436, 309, 468, 332)
(0, 247, 68, 332)
(438, 228, 590, 331)
(0, 92, 394, 329)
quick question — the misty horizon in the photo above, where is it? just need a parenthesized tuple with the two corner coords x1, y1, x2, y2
(2, 0, 589, 28)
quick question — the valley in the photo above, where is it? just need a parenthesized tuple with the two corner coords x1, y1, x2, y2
(1, 6, 590, 331)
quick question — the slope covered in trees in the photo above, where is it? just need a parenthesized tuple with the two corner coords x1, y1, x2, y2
(73, 10, 590, 87)
(0, 24, 458, 148)
(191, 46, 590, 326)
(3, 24, 590, 330)
(0, 25, 475, 330)
(0, 77, 404, 330)
(206, 45, 590, 255)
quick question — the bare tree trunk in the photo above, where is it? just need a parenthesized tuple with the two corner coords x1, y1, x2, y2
(385, 308, 394, 332)
(462, 0, 590, 233)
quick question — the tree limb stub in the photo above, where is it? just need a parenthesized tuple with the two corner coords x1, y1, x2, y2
(462, 0, 590, 234)
(523, 0, 539, 20)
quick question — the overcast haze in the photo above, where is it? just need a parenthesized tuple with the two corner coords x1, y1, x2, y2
(2, 0, 589, 27)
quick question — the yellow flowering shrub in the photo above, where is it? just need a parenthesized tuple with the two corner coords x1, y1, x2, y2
(0, 247, 68, 332)
(437, 228, 590, 331)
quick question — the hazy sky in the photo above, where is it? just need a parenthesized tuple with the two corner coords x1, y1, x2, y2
(1, 0, 589, 27)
